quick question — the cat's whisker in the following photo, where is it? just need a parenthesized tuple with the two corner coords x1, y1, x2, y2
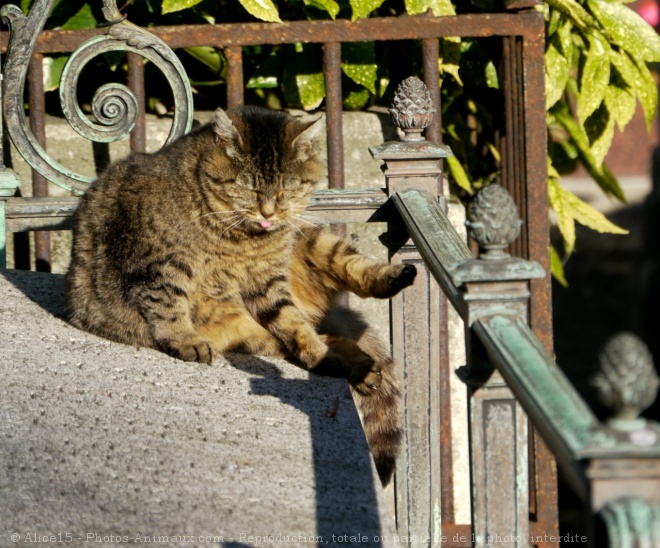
(287, 220, 311, 242)
(222, 217, 245, 236)
(293, 214, 326, 228)
(189, 210, 248, 226)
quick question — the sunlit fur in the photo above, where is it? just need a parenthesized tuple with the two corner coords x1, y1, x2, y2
(66, 105, 417, 485)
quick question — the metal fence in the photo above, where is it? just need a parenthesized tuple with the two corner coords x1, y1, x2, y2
(5, 0, 648, 546)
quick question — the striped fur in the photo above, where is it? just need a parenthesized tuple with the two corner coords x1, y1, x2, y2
(66, 106, 416, 485)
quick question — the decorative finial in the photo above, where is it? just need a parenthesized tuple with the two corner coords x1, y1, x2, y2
(465, 184, 523, 260)
(593, 332, 659, 430)
(389, 77, 436, 142)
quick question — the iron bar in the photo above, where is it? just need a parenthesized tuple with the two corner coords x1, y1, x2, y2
(421, 35, 453, 528)
(4, 189, 388, 232)
(515, 38, 528, 259)
(422, 38, 441, 148)
(520, 25, 559, 547)
(0, 13, 544, 55)
(225, 46, 245, 108)
(322, 42, 344, 191)
(127, 52, 146, 153)
(27, 53, 50, 272)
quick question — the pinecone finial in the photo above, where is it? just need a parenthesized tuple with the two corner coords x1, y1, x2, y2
(466, 184, 523, 260)
(389, 77, 436, 142)
(593, 332, 659, 430)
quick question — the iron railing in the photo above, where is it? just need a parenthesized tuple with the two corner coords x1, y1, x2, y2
(0, 0, 599, 545)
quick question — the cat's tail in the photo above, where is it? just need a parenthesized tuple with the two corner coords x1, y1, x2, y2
(319, 307, 402, 486)
(350, 348, 401, 486)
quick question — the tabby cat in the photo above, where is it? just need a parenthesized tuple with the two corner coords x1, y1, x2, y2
(66, 105, 417, 485)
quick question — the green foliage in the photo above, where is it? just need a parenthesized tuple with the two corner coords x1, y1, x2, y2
(544, 0, 658, 280)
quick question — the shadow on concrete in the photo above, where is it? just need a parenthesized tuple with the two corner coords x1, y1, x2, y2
(0, 268, 67, 318)
(227, 354, 384, 547)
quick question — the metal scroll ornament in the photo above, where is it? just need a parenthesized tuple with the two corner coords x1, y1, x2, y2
(466, 184, 523, 260)
(0, 0, 193, 194)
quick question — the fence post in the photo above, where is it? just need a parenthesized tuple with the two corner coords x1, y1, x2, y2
(0, 50, 22, 268)
(457, 184, 545, 547)
(370, 77, 453, 545)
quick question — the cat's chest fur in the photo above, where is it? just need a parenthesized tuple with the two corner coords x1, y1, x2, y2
(194, 227, 294, 297)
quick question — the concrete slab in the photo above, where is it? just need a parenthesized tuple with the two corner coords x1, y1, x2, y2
(0, 269, 398, 547)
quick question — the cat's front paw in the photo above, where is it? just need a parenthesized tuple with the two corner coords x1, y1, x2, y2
(389, 264, 417, 293)
(159, 336, 216, 365)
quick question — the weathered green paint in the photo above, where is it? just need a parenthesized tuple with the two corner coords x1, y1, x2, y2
(474, 314, 605, 501)
(600, 498, 660, 547)
(0, 167, 21, 268)
(391, 189, 471, 314)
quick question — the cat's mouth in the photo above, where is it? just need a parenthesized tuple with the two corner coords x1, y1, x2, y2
(249, 217, 280, 232)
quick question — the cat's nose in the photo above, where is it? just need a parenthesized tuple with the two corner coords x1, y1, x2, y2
(260, 200, 277, 219)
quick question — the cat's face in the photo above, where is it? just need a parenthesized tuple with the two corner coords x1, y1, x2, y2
(199, 107, 323, 235)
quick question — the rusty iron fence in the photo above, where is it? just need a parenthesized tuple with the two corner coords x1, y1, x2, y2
(7, 0, 658, 546)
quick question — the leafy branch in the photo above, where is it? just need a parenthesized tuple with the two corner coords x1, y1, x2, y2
(544, 0, 660, 284)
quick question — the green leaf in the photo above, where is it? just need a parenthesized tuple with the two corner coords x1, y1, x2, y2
(547, 5, 563, 36)
(341, 42, 377, 94)
(42, 55, 68, 92)
(303, 0, 340, 18)
(103, 51, 124, 73)
(551, 102, 627, 203)
(604, 79, 635, 132)
(343, 88, 370, 110)
(608, 48, 656, 131)
(584, 103, 615, 167)
(545, 0, 599, 32)
(484, 60, 498, 89)
(61, 2, 96, 29)
(630, 55, 658, 132)
(577, 32, 610, 122)
(549, 176, 628, 259)
(588, 0, 660, 62)
(438, 38, 463, 86)
(545, 39, 571, 109)
(247, 48, 284, 89)
(162, 0, 204, 15)
(283, 44, 325, 110)
(550, 245, 569, 287)
(545, 16, 572, 109)
(548, 177, 576, 254)
(445, 155, 473, 193)
(404, 0, 455, 16)
(350, 0, 386, 20)
(569, 198, 629, 236)
(184, 46, 224, 74)
(296, 72, 326, 110)
(237, 0, 282, 22)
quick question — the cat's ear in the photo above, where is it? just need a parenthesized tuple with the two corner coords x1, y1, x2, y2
(213, 108, 243, 155)
(291, 116, 324, 159)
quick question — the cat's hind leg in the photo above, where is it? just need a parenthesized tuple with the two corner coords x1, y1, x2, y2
(131, 282, 284, 364)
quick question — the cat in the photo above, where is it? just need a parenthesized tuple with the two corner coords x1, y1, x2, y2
(65, 105, 417, 485)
